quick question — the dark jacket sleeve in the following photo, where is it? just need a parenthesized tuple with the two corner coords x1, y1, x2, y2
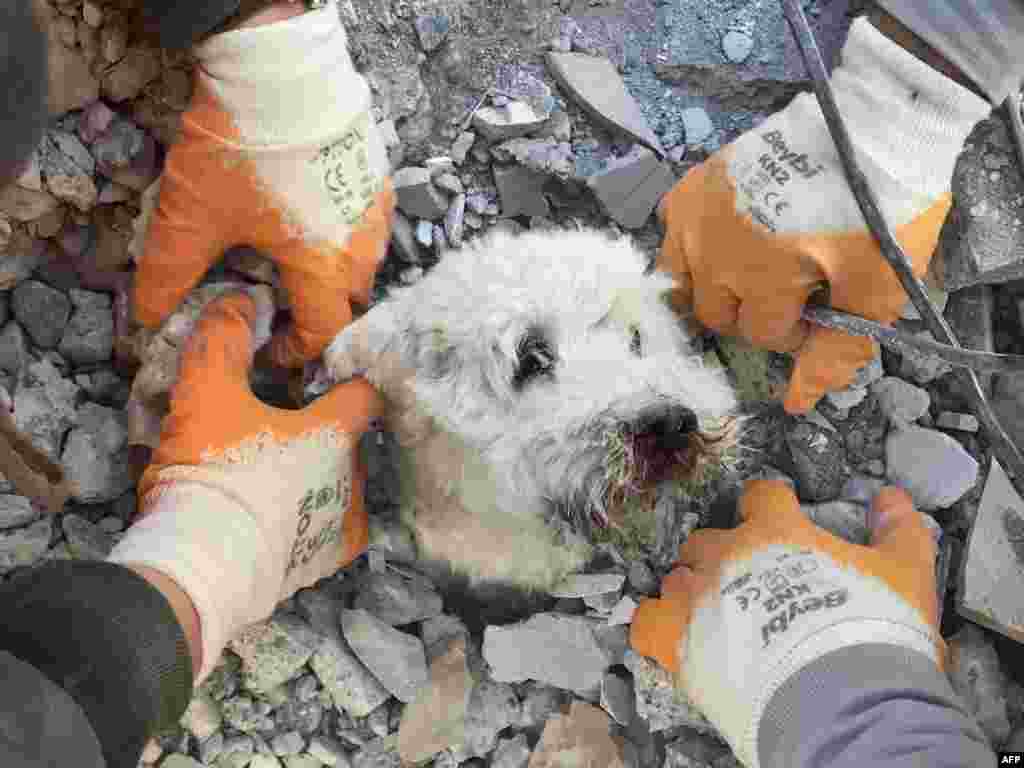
(0, 560, 194, 768)
(758, 642, 996, 768)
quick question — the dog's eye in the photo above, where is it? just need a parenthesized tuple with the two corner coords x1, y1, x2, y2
(513, 335, 555, 389)
(630, 326, 643, 356)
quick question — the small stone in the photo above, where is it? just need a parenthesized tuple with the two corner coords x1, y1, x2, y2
(180, 688, 222, 741)
(82, 1, 103, 27)
(491, 734, 530, 768)
(62, 403, 132, 504)
(587, 146, 675, 230)
(342, 609, 429, 704)
(871, 377, 931, 425)
(785, 421, 849, 503)
(434, 173, 463, 196)
(472, 101, 548, 142)
(600, 671, 635, 726)
(451, 679, 521, 761)
(43, 11, 100, 114)
(12, 357, 78, 461)
(886, 426, 979, 510)
(627, 561, 657, 595)
(0, 496, 37, 530)
(393, 167, 448, 220)
(271, 731, 306, 757)
(355, 570, 442, 628)
(101, 48, 162, 102)
(415, 220, 433, 248)
(59, 289, 114, 364)
(482, 614, 609, 695)
(44, 173, 97, 212)
(444, 194, 466, 247)
(414, 14, 450, 52)
(623, 650, 712, 733)
(199, 732, 226, 764)
(947, 624, 1011, 746)
(518, 683, 567, 733)
(310, 627, 391, 719)
(92, 117, 146, 174)
(825, 386, 867, 411)
(61, 513, 114, 559)
(936, 412, 980, 432)
(681, 108, 714, 146)
(308, 736, 351, 767)
(43, 129, 95, 178)
(451, 132, 476, 165)
(546, 52, 662, 156)
(722, 29, 754, 63)
(493, 165, 550, 218)
(0, 517, 52, 574)
(229, 615, 322, 695)
(850, 357, 885, 389)
(12, 280, 71, 349)
(897, 331, 954, 384)
(530, 702, 626, 768)
(0, 186, 60, 223)
(802, 501, 869, 545)
(550, 573, 624, 599)
(606, 596, 638, 627)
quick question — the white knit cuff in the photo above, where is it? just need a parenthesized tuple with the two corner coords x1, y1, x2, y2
(106, 483, 278, 684)
(194, 0, 371, 147)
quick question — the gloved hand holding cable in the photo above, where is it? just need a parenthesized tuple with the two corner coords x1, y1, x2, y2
(657, 4, 1024, 414)
(132, 0, 395, 368)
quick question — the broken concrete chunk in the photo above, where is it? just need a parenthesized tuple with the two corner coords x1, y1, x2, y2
(414, 14, 450, 53)
(491, 138, 575, 179)
(936, 114, 1024, 290)
(483, 614, 609, 695)
(59, 289, 114, 364)
(101, 47, 162, 102)
(62, 512, 115, 559)
(896, 331, 953, 385)
(230, 615, 321, 695)
(451, 679, 521, 762)
(600, 670, 635, 726)
(444, 194, 466, 247)
(473, 102, 546, 143)
(0, 495, 37, 530)
(546, 52, 663, 156)
(309, 629, 390, 719)
(870, 377, 930, 425)
(451, 132, 476, 165)
(587, 146, 675, 230)
(12, 280, 71, 350)
(392, 167, 449, 220)
(0, 185, 60, 223)
(802, 501, 868, 545)
(0, 517, 51, 573)
(528, 701, 627, 768)
(550, 573, 625, 599)
(397, 636, 472, 765)
(623, 650, 713, 733)
(353, 569, 444, 626)
(886, 426, 978, 511)
(722, 29, 755, 64)
(493, 165, 550, 218)
(342, 608, 429, 704)
(62, 403, 132, 504)
(959, 459, 1024, 645)
(936, 412, 980, 433)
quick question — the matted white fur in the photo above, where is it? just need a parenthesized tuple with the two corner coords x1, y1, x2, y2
(326, 228, 737, 591)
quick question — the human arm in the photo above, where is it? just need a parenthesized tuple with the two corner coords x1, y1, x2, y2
(629, 482, 995, 768)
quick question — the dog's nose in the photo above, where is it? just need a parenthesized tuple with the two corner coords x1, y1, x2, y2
(635, 405, 699, 452)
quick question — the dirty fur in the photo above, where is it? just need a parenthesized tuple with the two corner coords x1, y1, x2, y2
(326, 228, 738, 603)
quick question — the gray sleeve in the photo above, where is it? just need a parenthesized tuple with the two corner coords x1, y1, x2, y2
(758, 642, 995, 768)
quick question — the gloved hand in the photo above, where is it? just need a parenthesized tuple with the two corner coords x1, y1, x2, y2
(629, 480, 941, 768)
(656, 18, 990, 414)
(132, 0, 395, 369)
(108, 291, 383, 684)
(875, 0, 1024, 107)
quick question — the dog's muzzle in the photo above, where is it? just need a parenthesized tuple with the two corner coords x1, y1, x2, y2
(626, 404, 702, 488)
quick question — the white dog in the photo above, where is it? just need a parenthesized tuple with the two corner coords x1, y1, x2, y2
(325, 228, 737, 608)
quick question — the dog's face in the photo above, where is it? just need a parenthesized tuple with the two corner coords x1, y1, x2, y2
(381, 228, 738, 536)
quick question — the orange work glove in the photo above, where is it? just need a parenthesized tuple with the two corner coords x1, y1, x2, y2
(629, 481, 942, 767)
(656, 18, 990, 414)
(133, 0, 395, 368)
(108, 291, 383, 684)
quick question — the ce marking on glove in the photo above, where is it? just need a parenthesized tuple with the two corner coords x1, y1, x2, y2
(286, 476, 351, 577)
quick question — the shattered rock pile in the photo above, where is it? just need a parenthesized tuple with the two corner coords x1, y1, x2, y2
(4, 0, 1024, 765)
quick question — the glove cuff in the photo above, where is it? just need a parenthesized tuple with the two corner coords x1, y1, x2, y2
(876, 0, 1024, 105)
(194, 0, 372, 146)
(108, 482, 278, 685)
